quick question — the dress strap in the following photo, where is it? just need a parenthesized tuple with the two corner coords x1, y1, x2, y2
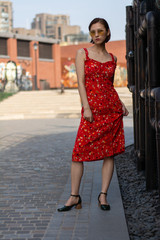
(109, 53, 116, 63)
(83, 48, 89, 60)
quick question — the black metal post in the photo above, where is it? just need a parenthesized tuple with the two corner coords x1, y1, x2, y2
(126, 0, 160, 193)
(137, 37, 146, 170)
(138, 10, 158, 189)
(133, 0, 140, 159)
(35, 50, 37, 90)
(136, 0, 148, 171)
(151, 88, 160, 195)
(126, 6, 136, 150)
(34, 42, 38, 90)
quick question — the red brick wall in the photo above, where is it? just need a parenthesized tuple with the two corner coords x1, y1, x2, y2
(0, 38, 126, 89)
(53, 44, 61, 88)
(61, 40, 127, 67)
(0, 38, 61, 89)
(60, 40, 127, 88)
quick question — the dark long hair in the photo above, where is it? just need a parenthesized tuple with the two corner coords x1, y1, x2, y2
(88, 18, 111, 44)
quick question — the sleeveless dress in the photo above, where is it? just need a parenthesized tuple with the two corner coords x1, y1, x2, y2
(72, 48, 125, 162)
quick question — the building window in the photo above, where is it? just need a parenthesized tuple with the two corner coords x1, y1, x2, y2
(0, 38, 7, 55)
(17, 40, 30, 57)
(39, 42, 52, 59)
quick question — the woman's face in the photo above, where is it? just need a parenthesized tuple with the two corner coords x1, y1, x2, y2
(89, 22, 109, 44)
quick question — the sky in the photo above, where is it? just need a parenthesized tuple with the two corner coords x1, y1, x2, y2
(10, 0, 133, 41)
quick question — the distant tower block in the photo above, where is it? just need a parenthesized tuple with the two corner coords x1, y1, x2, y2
(0, 1, 13, 33)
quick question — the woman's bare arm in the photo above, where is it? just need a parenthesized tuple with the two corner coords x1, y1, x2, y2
(75, 49, 93, 122)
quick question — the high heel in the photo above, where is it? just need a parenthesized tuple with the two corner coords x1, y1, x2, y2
(98, 192, 110, 211)
(57, 194, 82, 212)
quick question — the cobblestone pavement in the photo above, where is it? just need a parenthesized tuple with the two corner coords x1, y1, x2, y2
(0, 117, 131, 240)
(0, 88, 132, 240)
(0, 119, 79, 240)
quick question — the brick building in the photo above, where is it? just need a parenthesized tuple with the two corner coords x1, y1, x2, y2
(0, 35, 127, 90)
(0, 33, 61, 89)
(12, 28, 41, 37)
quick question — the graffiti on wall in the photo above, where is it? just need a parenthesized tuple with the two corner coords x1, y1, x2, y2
(0, 61, 33, 91)
(16, 64, 32, 90)
(4, 61, 19, 93)
(62, 58, 127, 88)
(61, 58, 78, 88)
(114, 65, 127, 87)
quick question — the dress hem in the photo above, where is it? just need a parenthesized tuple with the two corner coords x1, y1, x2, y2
(72, 149, 125, 162)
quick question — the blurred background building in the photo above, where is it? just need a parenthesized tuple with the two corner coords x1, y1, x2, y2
(12, 28, 41, 37)
(31, 13, 89, 44)
(0, 0, 13, 33)
(0, 1, 89, 44)
(0, 1, 127, 90)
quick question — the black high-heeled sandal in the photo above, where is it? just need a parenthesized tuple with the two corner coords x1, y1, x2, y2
(98, 192, 110, 211)
(57, 194, 82, 212)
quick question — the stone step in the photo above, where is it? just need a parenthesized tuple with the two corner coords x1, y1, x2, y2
(0, 113, 81, 120)
(0, 88, 132, 120)
(0, 108, 80, 115)
(0, 90, 81, 119)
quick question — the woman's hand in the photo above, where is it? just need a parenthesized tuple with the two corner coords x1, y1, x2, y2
(121, 101, 129, 116)
(83, 107, 93, 122)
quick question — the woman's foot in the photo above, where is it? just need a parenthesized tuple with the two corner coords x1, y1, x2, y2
(98, 192, 110, 210)
(57, 194, 82, 212)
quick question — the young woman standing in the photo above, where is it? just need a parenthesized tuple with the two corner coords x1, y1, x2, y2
(58, 18, 128, 212)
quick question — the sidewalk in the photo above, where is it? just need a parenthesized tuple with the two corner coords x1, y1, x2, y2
(44, 118, 133, 240)
(0, 88, 133, 240)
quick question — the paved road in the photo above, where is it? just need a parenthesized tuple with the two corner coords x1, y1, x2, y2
(0, 88, 133, 240)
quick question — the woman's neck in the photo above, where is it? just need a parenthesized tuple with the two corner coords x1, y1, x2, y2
(92, 43, 107, 53)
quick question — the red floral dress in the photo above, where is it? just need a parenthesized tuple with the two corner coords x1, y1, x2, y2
(72, 48, 125, 162)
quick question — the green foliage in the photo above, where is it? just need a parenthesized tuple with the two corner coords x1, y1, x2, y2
(0, 92, 16, 102)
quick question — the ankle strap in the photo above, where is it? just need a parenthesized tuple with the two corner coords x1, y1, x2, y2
(70, 194, 79, 197)
(100, 192, 107, 196)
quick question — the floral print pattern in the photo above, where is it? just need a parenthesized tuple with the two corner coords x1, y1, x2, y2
(72, 48, 125, 162)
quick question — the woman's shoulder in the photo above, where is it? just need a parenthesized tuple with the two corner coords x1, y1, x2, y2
(76, 48, 87, 60)
(76, 48, 86, 57)
(76, 48, 86, 54)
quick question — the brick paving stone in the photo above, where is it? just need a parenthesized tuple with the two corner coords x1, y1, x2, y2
(9, 227, 22, 231)
(17, 231, 31, 234)
(0, 228, 9, 231)
(1, 239, 12, 240)
(28, 238, 42, 240)
(12, 239, 26, 240)
(23, 227, 36, 231)
(33, 234, 44, 237)
(36, 227, 47, 230)
(43, 237, 56, 240)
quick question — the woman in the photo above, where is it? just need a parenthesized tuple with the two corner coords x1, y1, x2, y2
(58, 17, 129, 212)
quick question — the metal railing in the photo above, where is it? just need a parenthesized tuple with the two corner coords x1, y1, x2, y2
(126, 0, 160, 195)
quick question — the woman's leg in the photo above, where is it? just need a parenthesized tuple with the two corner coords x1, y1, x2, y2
(99, 157, 114, 204)
(65, 161, 84, 206)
